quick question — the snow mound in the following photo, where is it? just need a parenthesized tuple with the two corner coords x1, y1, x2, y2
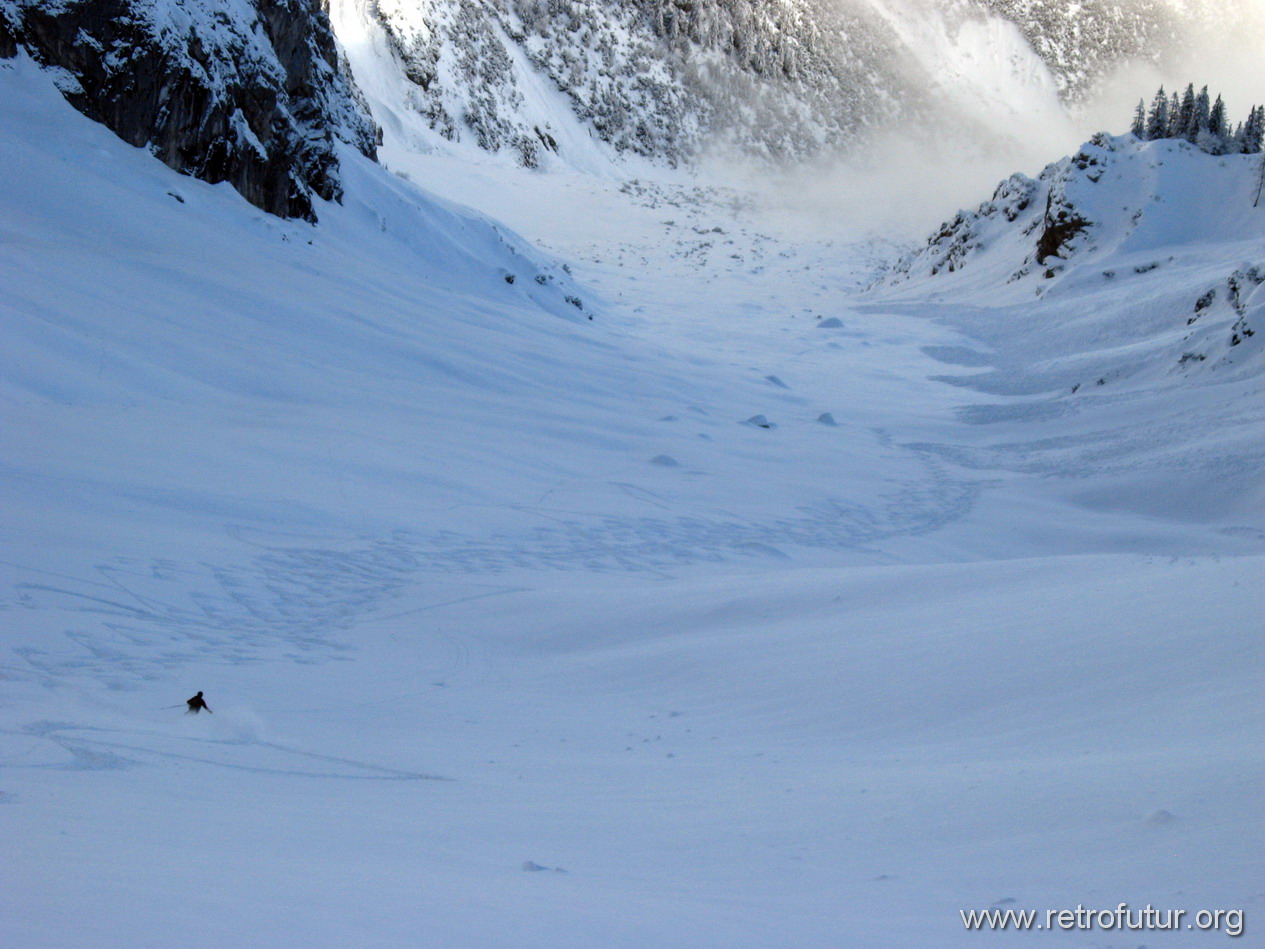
(878, 135, 1265, 299)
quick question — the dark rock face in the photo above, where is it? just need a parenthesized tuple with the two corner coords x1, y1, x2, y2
(1035, 193, 1091, 265)
(0, 0, 379, 221)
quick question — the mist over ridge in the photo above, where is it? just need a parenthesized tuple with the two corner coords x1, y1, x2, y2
(733, 0, 1264, 237)
(325, 0, 1262, 240)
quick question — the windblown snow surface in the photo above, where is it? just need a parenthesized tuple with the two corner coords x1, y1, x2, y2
(2, 53, 1263, 948)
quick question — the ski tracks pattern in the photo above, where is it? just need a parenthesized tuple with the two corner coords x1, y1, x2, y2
(1, 720, 450, 780)
(2, 540, 414, 687)
(1, 445, 981, 689)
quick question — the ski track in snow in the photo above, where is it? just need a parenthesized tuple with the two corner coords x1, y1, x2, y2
(0, 440, 981, 688)
(5, 721, 449, 781)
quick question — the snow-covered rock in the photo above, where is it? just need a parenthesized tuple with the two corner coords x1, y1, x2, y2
(865, 132, 1265, 532)
(879, 134, 1265, 298)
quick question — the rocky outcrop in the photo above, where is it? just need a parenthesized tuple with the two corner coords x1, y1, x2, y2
(0, 0, 379, 221)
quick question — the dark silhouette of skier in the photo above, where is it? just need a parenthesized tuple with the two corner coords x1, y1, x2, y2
(186, 691, 211, 714)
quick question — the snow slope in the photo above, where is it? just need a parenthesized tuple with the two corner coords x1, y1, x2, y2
(873, 135, 1265, 533)
(2, 53, 1263, 949)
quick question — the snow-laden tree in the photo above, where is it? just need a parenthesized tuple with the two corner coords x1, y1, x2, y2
(1208, 95, 1226, 139)
(1200, 94, 1228, 154)
(1176, 83, 1197, 141)
(981, 0, 1184, 100)
(1241, 106, 1264, 154)
(1166, 90, 1182, 137)
(1145, 87, 1169, 140)
(1130, 99, 1147, 138)
(1193, 86, 1211, 141)
(1134, 85, 1260, 156)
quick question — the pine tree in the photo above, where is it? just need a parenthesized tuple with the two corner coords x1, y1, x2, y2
(1247, 106, 1265, 154)
(1130, 99, 1147, 138)
(1191, 85, 1210, 143)
(1145, 86, 1169, 140)
(1125, 85, 1265, 156)
(1238, 106, 1262, 154)
(1176, 83, 1196, 140)
(1208, 95, 1226, 138)
(1166, 90, 1182, 137)
(1202, 94, 1229, 153)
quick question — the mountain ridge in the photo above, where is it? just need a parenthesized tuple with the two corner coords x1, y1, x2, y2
(4, 0, 1252, 214)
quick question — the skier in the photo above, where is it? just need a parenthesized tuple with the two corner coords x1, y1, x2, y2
(186, 691, 211, 714)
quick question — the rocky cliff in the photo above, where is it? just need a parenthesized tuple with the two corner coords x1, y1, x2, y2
(0, 0, 379, 221)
